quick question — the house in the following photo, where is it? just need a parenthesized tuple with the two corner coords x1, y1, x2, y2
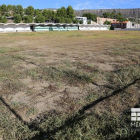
(111, 21, 132, 29)
(97, 17, 117, 25)
(75, 17, 87, 25)
(131, 22, 140, 28)
(111, 21, 140, 30)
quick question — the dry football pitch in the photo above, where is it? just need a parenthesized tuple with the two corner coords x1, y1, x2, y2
(0, 31, 140, 139)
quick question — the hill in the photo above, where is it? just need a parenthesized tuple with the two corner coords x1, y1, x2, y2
(74, 8, 140, 18)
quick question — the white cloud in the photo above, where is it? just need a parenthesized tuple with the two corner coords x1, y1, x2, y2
(55, 0, 140, 9)
(73, 0, 92, 10)
(73, 0, 112, 9)
(55, 3, 60, 8)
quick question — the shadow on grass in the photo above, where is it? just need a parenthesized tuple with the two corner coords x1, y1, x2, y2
(30, 78, 140, 140)
(0, 73, 140, 139)
(0, 96, 25, 123)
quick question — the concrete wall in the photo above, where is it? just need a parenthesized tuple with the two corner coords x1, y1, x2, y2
(79, 25, 109, 30)
(0, 24, 31, 32)
(115, 28, 140, 31)
(34, 26, 79, 31)
(0, 23, 109, 32)
(34, 26, 49, 32)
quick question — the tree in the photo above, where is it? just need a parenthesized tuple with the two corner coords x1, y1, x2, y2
(59, 17, 65, 23)
(7, 5, 13, 12)
(51, 11, 56, 21)
(42, 10, 50, 21)
(55, 17, 66, 23)
(83, 13, 91, 19)
(16, 5, 23, 16)
(12, 5, 23, 16)
(67, 6, 75, 19)
(79, 20, 83, 24)
(102, 12, 110, 18)
(47, 10, 52, 21)
(35, 14, 45, 23)
(34, 9, 41, 17)
(104, 20, 111, 25)
(65, 18, 72, 23)
(102, 11, 126, 22)
(55, 17, 61, 23)
(12, 5, 17, 15)
(116, 12, 127, 22)
(0, 6, 1, 15)
(26, 6, 34, 16)
(92, 14, 97, 22)
(0, 16, 2, 22)
(54, 6, 75, 23)
(48, 10, 54, 22)
(23, 15, 33, 23)
(129, 18, 135, 22)
(83, 13, 97, 22)
(110, 11, 116, 18)
(57, 7, 67, 18)
(73, 19, 78, 24)
(4, 12, 10, 17)
(117, 17, 127, 22)
(43, 10, 56, 22)
(88, 20, 91, 24)
(14, 14, 21, 23)
(1, 4, 7, 15)
(2, 16, 7, 23)
(116, 12, 122, 19)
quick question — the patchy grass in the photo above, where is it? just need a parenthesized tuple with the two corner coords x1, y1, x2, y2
(0, 100, 39, 140)
(1, 79, 27, 95)
(27, 66, 96, 86)
(0, 31, 140, 139)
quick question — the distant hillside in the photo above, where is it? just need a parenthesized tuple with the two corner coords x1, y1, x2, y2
(74, 8, 140, 18)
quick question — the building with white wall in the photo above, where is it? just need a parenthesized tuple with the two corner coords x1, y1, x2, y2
(75, 17, 87, 25)
(111, 21, 140, 30)
(111, 21, 140, 29)
(0, 23, 111, 32)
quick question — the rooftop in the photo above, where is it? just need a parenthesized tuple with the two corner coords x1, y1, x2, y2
(111, 21, 129, 23)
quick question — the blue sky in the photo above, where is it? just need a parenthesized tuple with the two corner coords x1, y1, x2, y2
(0, 0, 140, 10)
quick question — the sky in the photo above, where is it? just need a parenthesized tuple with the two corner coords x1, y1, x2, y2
(0, 0, 140, 10)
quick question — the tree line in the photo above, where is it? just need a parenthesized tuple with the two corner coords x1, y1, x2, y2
(102, 11, 127, 22)
(0, 4, 78, 23)
(0, 4, 128, 24)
